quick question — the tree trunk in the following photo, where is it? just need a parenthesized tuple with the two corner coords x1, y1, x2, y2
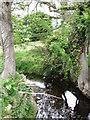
(0, 2, 16, 79)
(78, 52, 90, 99)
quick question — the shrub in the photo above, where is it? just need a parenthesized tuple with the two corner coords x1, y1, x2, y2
(12, 12, 53, 44)
(0, 73, 36, 118)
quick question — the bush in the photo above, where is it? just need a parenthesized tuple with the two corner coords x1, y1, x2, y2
(43, 30, 72, 78)
(15, 42, 46, 75)
(43, 27, 81, 81)
(0, 73, 36, 118)
(12, 12, 53, 44)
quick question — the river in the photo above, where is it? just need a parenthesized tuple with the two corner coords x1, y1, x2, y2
(25, 74, 90, 120)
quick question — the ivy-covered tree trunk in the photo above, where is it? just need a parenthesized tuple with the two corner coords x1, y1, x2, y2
(76, 3, 90, 98)
(0, 2, 16, 79)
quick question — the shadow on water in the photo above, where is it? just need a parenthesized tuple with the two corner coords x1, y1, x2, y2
(45, 78, 90, 119)
(25, 73, 90, 119)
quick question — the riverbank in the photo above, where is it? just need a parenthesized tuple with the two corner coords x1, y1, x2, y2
(0, 73, 37, 119)
(0, 42, 90, 119)
(0, 41, 45, 118)
(15, 41, 46, 75)
(0, 46, 37, 118)
(25, 73, 90, 119)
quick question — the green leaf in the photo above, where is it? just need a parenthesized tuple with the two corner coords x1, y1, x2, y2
(6, 84, 11, 90)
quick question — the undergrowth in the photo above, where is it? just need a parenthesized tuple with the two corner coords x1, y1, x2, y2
(15, 42, 46, 75)
(0, 73, 36, 119)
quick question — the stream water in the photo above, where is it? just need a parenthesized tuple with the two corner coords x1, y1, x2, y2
(26, 74, 90, 120)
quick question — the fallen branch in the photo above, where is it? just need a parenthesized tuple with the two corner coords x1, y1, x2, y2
(18, 82, 42, 88)
(19, 91, 61, 100)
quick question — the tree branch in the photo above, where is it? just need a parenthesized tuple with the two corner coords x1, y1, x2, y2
(19, 91, 62, 100)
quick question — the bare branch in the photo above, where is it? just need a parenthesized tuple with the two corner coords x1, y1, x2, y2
(34, 0, 76, 12)
(19, 91, 62, 100)
(32, 1, 39, 12)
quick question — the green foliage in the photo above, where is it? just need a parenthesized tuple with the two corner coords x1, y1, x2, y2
(24, 11, 53, 41)
(12, 12, 53, 44)
(15, 41, 46, 75)
(1, 2, 90, 118)
(0, 73, 36, 118)
(11, 2, 89, 81)
(43, 29, 73, 79)
(68, 2, 90, 79)
(75, 3, 90, 40)
(12, 15, 27, 44)
(87, 52, 90, 67)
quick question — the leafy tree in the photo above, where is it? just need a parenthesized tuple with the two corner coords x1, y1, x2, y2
(43, 2, 90, 81)
(24, 12, 53, 41)
(43, 26, 73, 79)
(12, 12, 53, 44)
(12, 15, 26, 44)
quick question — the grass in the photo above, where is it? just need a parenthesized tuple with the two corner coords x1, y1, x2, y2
(0, 41, 46, 118)
(0, 42, 46, 119)
(15, 41, 46, 75)
(0, 41, 46, 76)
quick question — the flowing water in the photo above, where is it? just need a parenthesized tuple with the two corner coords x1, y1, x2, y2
(26, 74, 90, 120)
